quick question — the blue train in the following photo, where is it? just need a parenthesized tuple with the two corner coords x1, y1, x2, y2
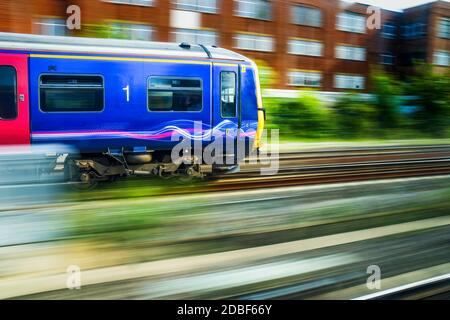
(0, 33, 265, 184)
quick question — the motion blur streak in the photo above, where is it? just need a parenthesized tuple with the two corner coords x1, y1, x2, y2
(0, 144, 450, 299)
(0, 0, 448, 301)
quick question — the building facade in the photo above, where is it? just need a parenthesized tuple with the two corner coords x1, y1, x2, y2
(0, 0, 448, 91)
(397, 1, 450, 75)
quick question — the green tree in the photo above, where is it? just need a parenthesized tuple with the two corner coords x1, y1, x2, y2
(254, 59, 278, 89)
(370, 68, 403, 131)
(271, 95, 335, 139)
(408, 64, 450, 137)
(79, 24, 115, 38)
(334, 94, 376, 139)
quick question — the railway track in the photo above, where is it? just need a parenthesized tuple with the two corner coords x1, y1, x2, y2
(1, 148, 449, 299)
(211, 158, 450, 192)
(129, 144, 450, 194)
(354, 273, 450, 300)
(2, 144, 450, 203)
(176, 144, 450, 192)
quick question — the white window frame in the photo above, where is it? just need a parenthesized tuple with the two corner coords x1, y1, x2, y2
(172, 28, 218, 46)
(35, 18, 68, 36)
(336, 12, 366, 34)
(335, 45, 366, 61)
(438, 17, 450, 39)
(110, 23, 154, 41)
(288, 39, 323, 57)
(104, 0, 154, 6)
(433, 51, 450, 67)
(173, 0, 218, 14)
(334, 74, 365, 90)
(291, 5, 322, 27)
(235, 0, 272, 21)
(234, 33, 274, 52)
(288, 70, 322, 87)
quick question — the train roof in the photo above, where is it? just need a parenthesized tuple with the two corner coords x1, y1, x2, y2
(0, 32, 249, 62)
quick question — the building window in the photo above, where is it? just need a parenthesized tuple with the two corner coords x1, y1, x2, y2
(235, 0, 272, 21)
(35, 18, 68, 36)
(39, 75, 104, 112)
(221, 72, 237, 118)
(335, 45, 366, 61)
(0, 66, 17, 120)
(291, 5, 322, 27)
(380, 54, 395, 65)
(288, 39, 323, 57)
(234, 34, 274, 52)
(110, 23, 154, 41)
(382, 23, 397, 39)
(288, 70, 322, 87)
(172, 29, 218, 46)
(334, 74, 365, 90)
(148, 77, 203, 112)
(336, 12, 366, 34)
(400, 25, 411, 38)
(433, 51, 450, 67)
(401, 23, 427, 39)
(173, 0, 218, 13)
(438, 17, 450, 39)
(104, 0, 154, 6)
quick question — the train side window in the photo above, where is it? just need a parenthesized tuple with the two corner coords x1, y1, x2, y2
(148, 77, 203, 112)
(0, 66, 18, 120)
(39, 75, 104, 112)
(220, 72, 237, 118)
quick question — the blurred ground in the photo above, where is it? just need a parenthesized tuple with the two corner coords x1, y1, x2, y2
(0, 163, 449, 299)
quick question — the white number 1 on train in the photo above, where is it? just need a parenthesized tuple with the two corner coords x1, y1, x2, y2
(123, 85, 130, 102)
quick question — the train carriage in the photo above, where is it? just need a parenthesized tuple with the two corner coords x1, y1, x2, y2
(0, 33, 265, 185)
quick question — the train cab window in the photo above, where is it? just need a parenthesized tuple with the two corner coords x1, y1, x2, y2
(148, 77, 202, 112)
(0, 66, 18, 120)
(39, 75, 104, 112)
(220, 72, 237, 118)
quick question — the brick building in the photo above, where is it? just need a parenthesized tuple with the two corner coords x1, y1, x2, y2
(397, 1, 450, 75)
(0, 0, 448, 91)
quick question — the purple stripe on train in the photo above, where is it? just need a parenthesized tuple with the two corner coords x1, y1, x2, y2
(32, 120, 257, 141)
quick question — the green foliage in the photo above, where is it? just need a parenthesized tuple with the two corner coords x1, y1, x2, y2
(254, 59, 278, 89)
(370, 68, 403, 130)
(408, 64, 450, 137)
(268, 95, 335, 139)
(79, 24, 116, 38)
(333, 94, 376, 138)
(265, 65, 450, 141)
(79, 23, 134, 40)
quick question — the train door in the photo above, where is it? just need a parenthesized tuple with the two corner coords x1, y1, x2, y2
(212, 63, 240, 164)
(0, 53, 29, 145)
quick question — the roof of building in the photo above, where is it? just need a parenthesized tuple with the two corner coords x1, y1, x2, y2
(0, 32, 248, 61)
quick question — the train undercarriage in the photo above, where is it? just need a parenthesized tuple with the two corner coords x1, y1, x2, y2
(64, 150, 239, 188)
(0, 145, 244, 188)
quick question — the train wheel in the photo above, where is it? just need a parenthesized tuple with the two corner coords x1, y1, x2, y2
(175, 166, 203, 184)
(78, 171, 99, 190)
(64, 157, 99, 190)
(68, 170, 99, 190)
(176, 175, 196, 184)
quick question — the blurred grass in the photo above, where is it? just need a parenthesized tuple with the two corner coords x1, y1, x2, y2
(63, 176, 208, 202)
(61, 181, 450, 261)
